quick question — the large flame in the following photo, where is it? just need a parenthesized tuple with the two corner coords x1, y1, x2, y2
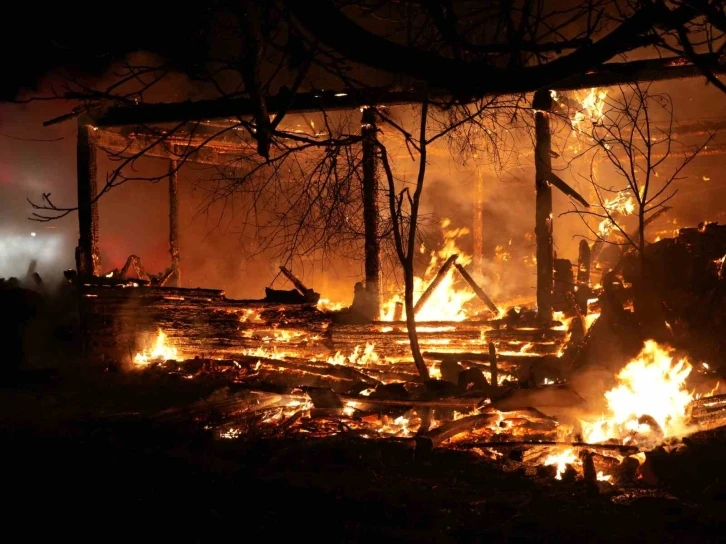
(381, 218, 476, 321)
(582, 341, 694, 446)
(598, 191, 636, 239)
(134, 330, 179, 366)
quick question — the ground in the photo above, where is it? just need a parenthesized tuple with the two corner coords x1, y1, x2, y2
(2, 368, 726, 542)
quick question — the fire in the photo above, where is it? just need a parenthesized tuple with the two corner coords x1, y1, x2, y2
(317, 298, 346, 312)
(581, 341, 694, 446)
(239, 309, 263, 322)
(380, 218, 476, 321)
(598, 191, 636, 239)
(543, 448, 577, 480)
(134, 330, 179, 366)
(570, 88, 608, 133)
(327, 343, 380, 366)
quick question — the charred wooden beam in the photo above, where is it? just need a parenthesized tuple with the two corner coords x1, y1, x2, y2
(534, 90, 554, 322)
(279, 266, 320, 303)
(453, 262, 498, 314)
(577, 240, 591, 286)
(168, 160, 180, 287)
(545, 171, 589, 207)
(76, 119, 101, 278)
(94, 128, 243, 166)
(75, 56, 725, 129)
(361, 107, 381, 319)
(413, 254, 458, 316)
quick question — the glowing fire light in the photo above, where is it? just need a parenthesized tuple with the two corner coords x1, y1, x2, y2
(544, 448, 577, 480)
(327, 343, 380, 366)
(581, 341, 694, 446)
(134, 330, 179, 366)
(380, 218, 476, 321)
(318, 298, 346, 312)
(598, 191, 636, 239)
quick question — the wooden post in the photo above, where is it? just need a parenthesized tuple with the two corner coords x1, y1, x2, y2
(472, 168, 485, 275)
(361, 107, 381, 319)
(577, 240, 591, 287)
(76, 118, 100, 278)
(533, 90, 554, 322)
(169, 160, 180, 287)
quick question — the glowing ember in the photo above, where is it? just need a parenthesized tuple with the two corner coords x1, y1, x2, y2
(581, 341, 694, 446)
(543, 448, 577, 480)
(134, 330, 179, 366)
(239, 309, 263, 322)
(380, 218, 476, 321)
(317, 298, 346, 312)
(596, 471, 612, 482)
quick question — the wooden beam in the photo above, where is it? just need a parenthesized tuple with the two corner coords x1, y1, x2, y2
(77, 119, 101, 278)
(546, 172, 590, 207)
(94, 128, 245, 166)
(77, 55, 725, 129)
(168, 160, 180, 287)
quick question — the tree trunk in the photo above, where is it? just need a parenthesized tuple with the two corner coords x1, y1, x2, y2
(361, 107, 381, 319)
(534, 90, 554, 322)
(404, 265, 428, 379)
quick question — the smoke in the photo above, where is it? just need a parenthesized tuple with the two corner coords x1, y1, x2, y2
(0, 228, 69, 282)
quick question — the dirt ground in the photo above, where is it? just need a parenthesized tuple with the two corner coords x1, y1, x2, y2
(1, 368, 726, 543)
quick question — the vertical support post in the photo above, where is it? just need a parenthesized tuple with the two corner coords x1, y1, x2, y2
(577, 240, 591, 287)
(76, 119, 100, 278)
(533, 90, 554, 322)
(168, 159, 180, 287)
(472, 168, 485, 276)
(361, 106, 381, 319)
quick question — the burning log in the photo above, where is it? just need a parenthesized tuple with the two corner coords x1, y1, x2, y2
(413, 254, 458, 316)
(279, 266, 320, 303)
(453, 262, 498, 314)
(417, 412, 501, 449)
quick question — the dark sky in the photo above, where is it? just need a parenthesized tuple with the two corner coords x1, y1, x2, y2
(0, 3, 215, 100)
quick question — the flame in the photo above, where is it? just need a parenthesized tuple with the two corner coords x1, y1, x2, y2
(134, 330, 179, 366)
(581, 341, 694, 446)
(571, 88, 608, 133)
(317, 298, 346, 312)
(544, 448, 577, 480)
(327, 343, 380, 366)
(380, 218, 476, 321)
(240, 309, 263, 322)
(598, 191, 636, 239)
(596, 471, 612, 482)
